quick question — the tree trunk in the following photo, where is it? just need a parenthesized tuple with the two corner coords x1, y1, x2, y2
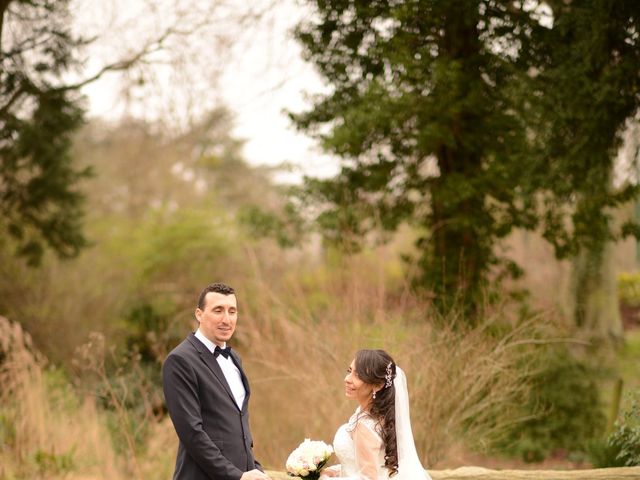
(571, 243, 623, 341)
(0, 0, 12, 53)
(423, 0, 489, 317)
(570, 192, 624, 341)
(429, 162, 488, 316)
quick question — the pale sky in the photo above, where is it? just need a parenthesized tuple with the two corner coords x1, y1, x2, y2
(216, 2, 338, 182)
(78, 0, 339, 184)
(80, 0, 633, 188)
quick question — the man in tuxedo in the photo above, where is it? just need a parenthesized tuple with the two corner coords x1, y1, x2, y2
(163, 283, 270, 480)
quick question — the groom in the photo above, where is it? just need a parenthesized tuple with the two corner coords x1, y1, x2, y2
(162, 283, 269, 480)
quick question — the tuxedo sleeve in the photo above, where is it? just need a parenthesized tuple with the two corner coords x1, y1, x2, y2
(162, 353, 244, 480)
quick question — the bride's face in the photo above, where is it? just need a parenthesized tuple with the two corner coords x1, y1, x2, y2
(344, 360, 374, 406)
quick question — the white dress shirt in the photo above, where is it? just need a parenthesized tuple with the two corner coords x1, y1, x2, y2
(195, 329, 246, 409)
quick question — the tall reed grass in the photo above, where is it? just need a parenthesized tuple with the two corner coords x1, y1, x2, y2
(0, 315, 180, 479)
(0, 316, 123, 478)
(0, 244, 580, 478)
(236, 247, 557, 470)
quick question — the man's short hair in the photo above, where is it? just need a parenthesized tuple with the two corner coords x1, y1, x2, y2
(197, 283, 236, 310)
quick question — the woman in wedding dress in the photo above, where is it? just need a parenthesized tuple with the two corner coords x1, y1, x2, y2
(320, 350, 432, 480)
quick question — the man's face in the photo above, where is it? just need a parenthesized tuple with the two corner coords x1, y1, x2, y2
(195, 292, 238, 347)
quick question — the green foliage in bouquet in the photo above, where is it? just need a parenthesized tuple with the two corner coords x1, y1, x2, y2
(287, 458, 329, 480)
(286, 439, 334, 480)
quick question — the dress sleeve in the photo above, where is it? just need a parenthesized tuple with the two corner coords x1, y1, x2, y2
(353, 420, 383, 479)
(323, 419, 382, 480)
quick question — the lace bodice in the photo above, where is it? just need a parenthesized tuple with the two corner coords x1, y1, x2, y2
(328, 408, 389, 480)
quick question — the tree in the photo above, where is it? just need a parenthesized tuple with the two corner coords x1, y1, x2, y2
(292, 0, 640, 317)
(527, 1, 640, 336)
(1, 0, 89, 265)
(73, 108, 282, 218)
(0, 0, 277, 266)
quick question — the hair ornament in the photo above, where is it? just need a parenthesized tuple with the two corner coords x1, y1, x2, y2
(384, 361, 395, 388)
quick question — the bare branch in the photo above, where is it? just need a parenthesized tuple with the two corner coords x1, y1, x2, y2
(0, 83, 28, 117)
(56, 11, 220, 93)
(0, 0, 13, 52)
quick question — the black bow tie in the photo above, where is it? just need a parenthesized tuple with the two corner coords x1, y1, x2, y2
(214, 346, 231, 359)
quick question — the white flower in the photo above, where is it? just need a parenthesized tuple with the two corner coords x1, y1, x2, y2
(285, 439, 334, 478)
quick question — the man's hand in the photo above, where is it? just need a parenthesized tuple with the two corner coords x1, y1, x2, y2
(240, 469, 270, 480)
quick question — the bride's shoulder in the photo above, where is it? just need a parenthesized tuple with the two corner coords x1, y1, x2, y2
(347, 408, 378, 431)
(350, 407, 371, 420)
(346, 408, 360, 428)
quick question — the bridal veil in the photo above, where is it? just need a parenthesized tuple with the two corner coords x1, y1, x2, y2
(394, 367, 432, 480)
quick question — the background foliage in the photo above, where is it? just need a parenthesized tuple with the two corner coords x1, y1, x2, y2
(291, 0, 640, 316)
(1, 0, 640, 479)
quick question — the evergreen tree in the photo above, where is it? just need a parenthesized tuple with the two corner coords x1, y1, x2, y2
(1, 0, 89, 265)
(292, 0, 640, 317)
(526, 1, 640, 333)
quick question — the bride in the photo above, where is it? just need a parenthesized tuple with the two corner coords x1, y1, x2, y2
(320, 350, 432, 480)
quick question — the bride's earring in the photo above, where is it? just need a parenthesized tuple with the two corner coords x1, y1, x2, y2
(372, 390, 377, 400)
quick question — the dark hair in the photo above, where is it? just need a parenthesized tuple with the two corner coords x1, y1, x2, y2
(354, 349, 398, 476)
(197, 283, 236, 310)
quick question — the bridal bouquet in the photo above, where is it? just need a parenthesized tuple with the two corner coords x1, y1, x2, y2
(285, 438, 333, 479)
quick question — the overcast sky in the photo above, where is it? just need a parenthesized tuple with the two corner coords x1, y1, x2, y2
(77, 0, 637, 188)
(79, 0, 338, 183)
(217, 2, 338, 182)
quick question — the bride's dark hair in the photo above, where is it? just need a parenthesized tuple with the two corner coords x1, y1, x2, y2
(354, 349, 398, 476)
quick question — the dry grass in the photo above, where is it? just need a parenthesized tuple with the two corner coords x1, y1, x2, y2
(0, 316, 122, 479)
(235, 246, 558, 470)
(0, 243, 593, 478)
(0, 316, 180, 479)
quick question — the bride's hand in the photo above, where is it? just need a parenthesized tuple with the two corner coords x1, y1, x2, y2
(320, 465, 339, 477)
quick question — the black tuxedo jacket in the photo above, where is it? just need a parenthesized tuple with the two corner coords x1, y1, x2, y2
(162, 333, 262, 480)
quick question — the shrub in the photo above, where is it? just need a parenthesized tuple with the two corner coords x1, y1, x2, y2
(588, 389, 640, 467)
(123, 300, 183, 365)
(586, 437, 628, 468)
(72, 332, 165, 458)
(618, 272, 640, 307)
(33, 448, 75, 475)
(495, 347, 606, 462)
(608, 390, 640, 466)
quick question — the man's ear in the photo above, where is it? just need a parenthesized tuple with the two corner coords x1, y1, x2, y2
(195, 308, 202, 323)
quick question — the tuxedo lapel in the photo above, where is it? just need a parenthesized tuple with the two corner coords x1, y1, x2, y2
(187, 334, 239, 410)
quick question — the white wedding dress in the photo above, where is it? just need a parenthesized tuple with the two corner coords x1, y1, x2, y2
(323, 367, 432, 480)
(330, 408, 389, 479)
